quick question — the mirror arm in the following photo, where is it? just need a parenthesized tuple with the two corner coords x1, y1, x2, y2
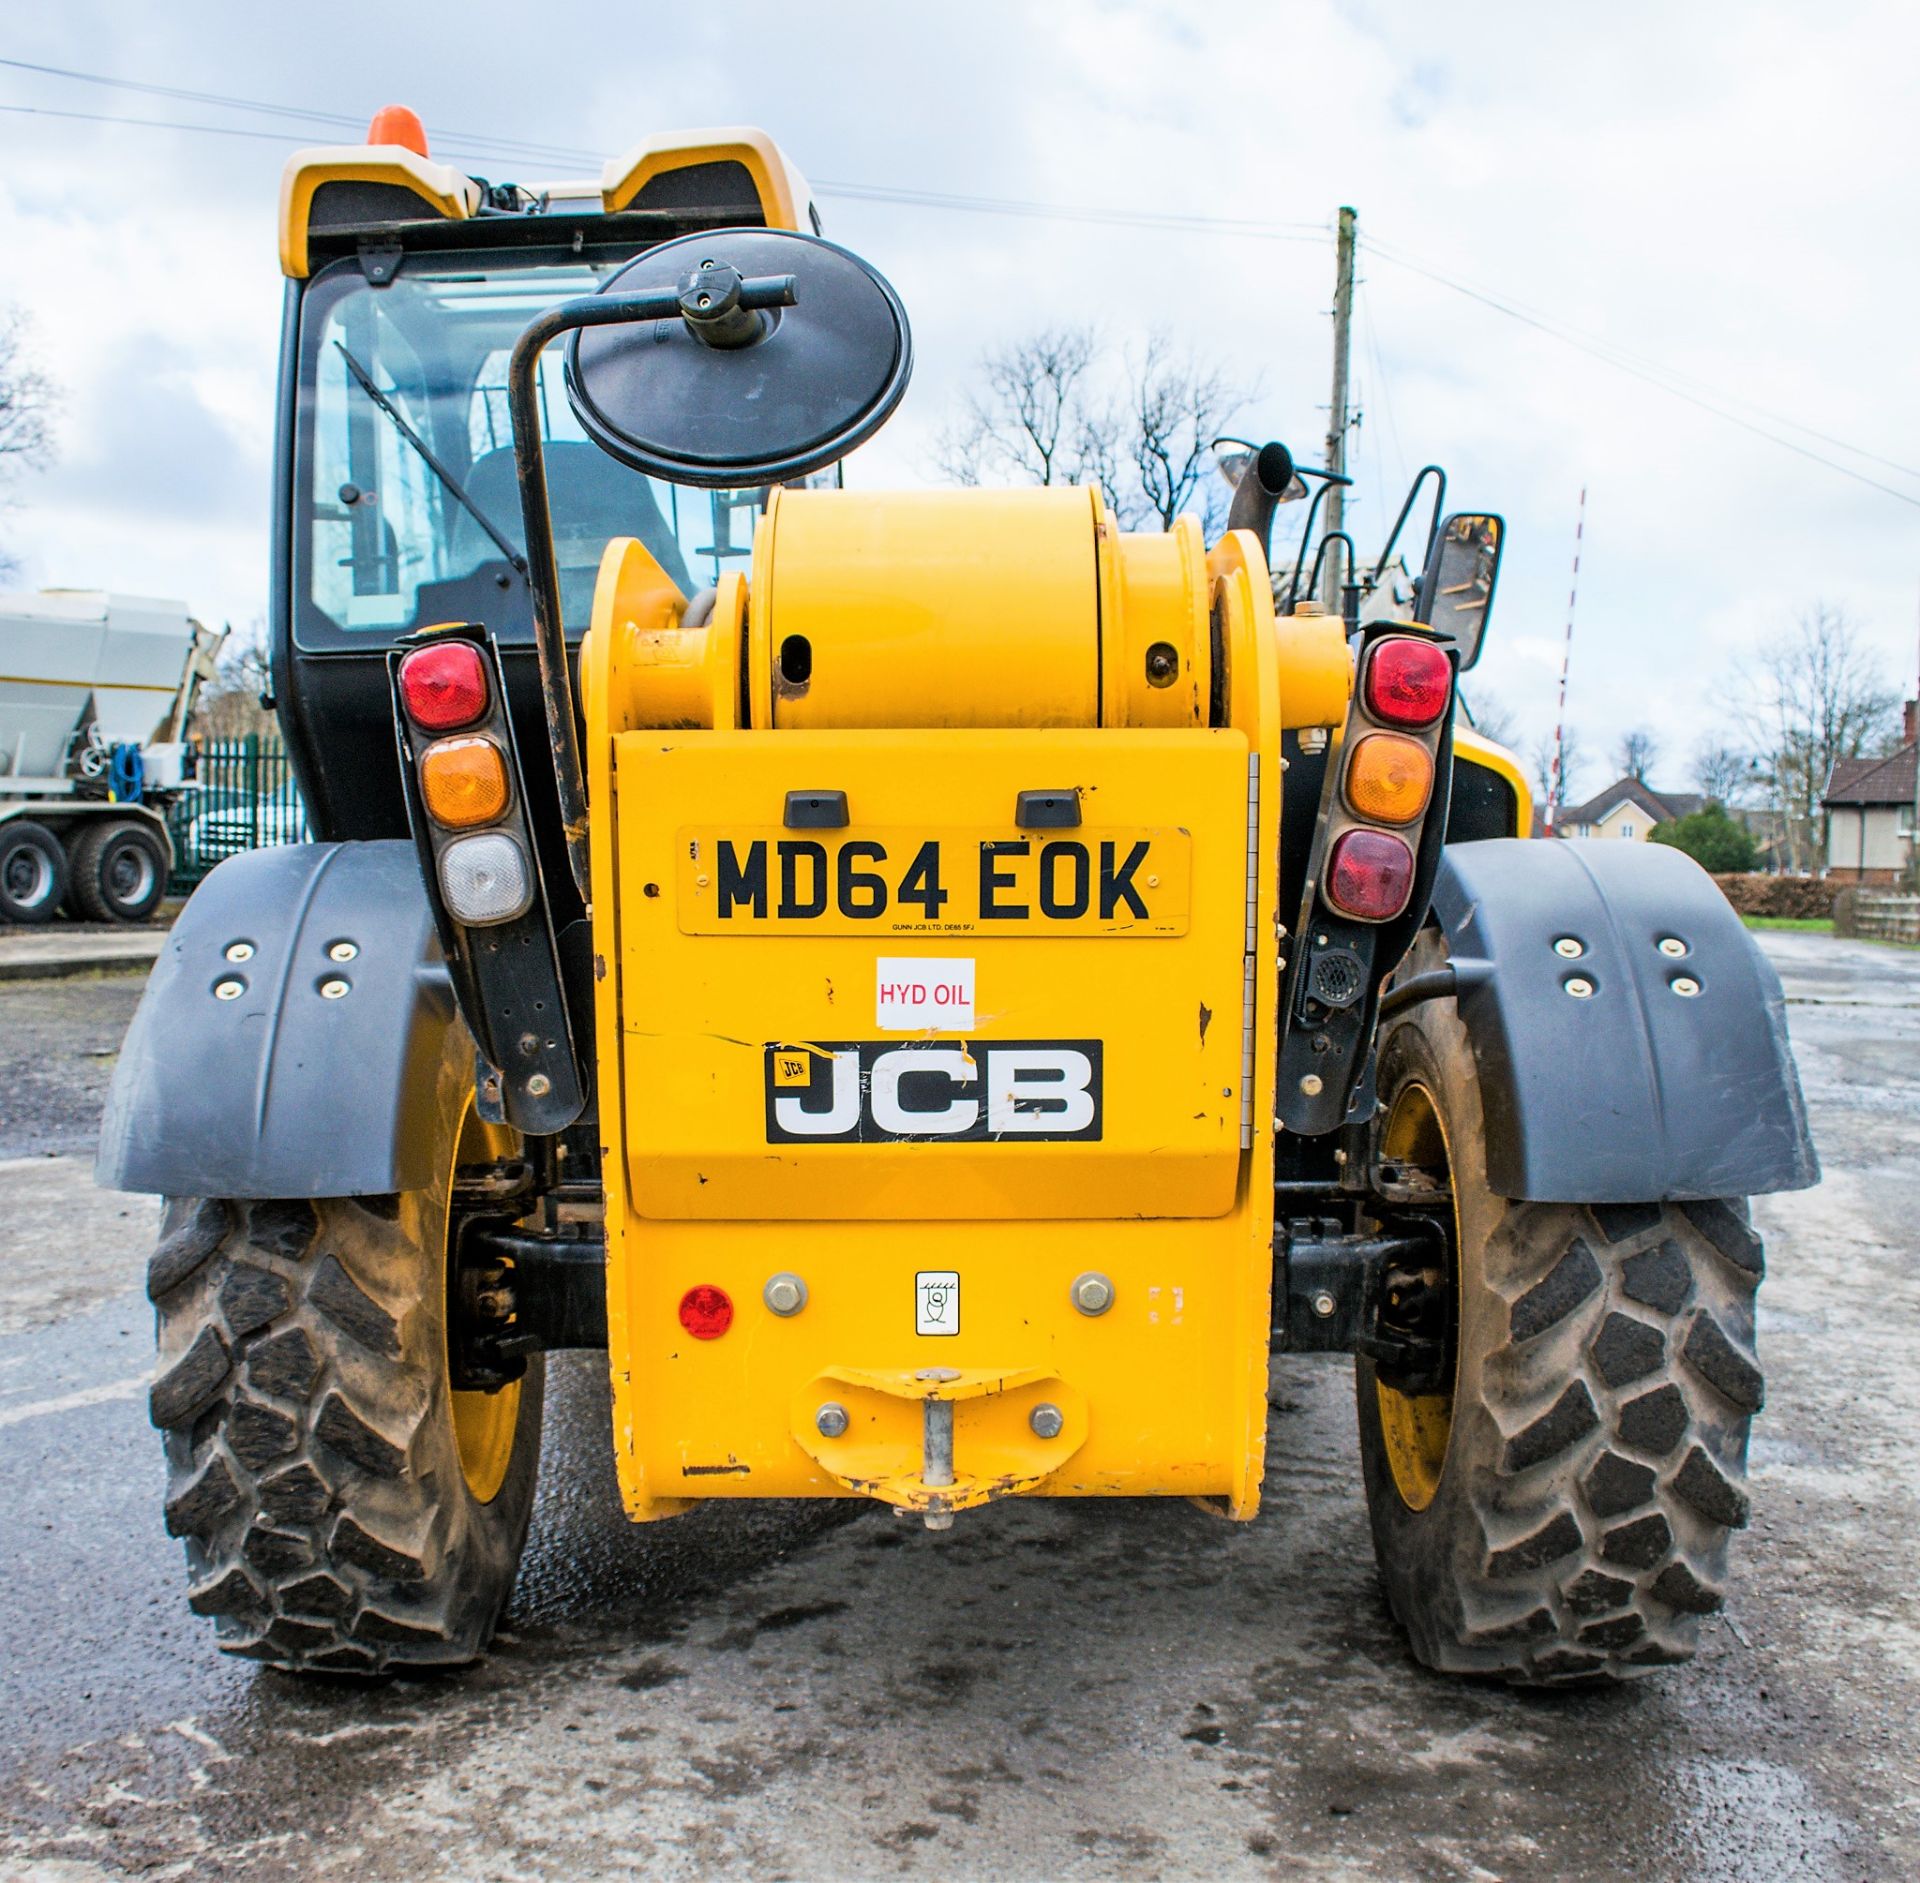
(506, 278, 798, 905)
(1369, 463, 1448, 590)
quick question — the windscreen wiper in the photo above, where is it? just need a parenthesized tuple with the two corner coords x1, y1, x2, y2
(334, 341, 527, 572)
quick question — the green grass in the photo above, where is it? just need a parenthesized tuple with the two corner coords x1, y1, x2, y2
(1741, 916, 1833, 932)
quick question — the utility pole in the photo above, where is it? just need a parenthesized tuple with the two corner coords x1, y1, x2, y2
(1321, 205, 1356, 609)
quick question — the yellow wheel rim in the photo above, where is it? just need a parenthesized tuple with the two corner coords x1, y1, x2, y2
(447, 1106, 523, 1506)
(1374, 1080, 1456, 1512)
(452, 1373, 521, 1505)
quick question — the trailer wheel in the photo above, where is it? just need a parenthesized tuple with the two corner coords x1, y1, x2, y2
(0, 820, 68, 923)
(70, 819, 168, 923)
(1355, 937, 1763, 1684)
(145, 1092, 544, 1675)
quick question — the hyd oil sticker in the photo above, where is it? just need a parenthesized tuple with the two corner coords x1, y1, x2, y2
(875, 956, 974, 1030)
(764, 1041, 1102, 1142)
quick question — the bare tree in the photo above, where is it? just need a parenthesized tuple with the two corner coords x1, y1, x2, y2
(1741, 603, 1898, 872)
(1122, 334, 1241, 531)
(1462, 689, 1517, 747)
(1531, 727, 1586, 814)
(191, 622, 277, 739)
(0, 305, 58, 573)
(1692, 740, 1751, 806)
(1615, 726, 1659, 782)
(935, 326, 1103, 491)
(937, 325, 1251, 530)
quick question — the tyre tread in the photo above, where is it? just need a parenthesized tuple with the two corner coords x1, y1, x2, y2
(148, 1187, 540, 1675)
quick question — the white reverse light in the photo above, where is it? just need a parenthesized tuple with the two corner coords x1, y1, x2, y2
(439, 832, 532, 925)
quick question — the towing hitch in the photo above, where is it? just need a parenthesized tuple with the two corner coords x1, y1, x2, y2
(1274, 1216, 1451, 1394)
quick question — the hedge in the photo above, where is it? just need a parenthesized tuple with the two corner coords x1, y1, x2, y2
(1709, 874, 1836, 919)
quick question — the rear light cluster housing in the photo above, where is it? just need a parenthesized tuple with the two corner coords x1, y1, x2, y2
(396, 638, 533, 925)
(1323, 634, 1453, 922)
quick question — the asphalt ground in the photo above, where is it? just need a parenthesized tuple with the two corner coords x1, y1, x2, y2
(0, 932, 1914, 1880)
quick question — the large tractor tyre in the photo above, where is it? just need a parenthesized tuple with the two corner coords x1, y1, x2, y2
(69, 818, 168, 923)
(145, 1094, 544, 1675)
(0, 819, 68, 923)
(1355, 939, 1763, 1684)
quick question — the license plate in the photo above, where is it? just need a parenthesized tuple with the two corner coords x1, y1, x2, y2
(676, 827, 1190, 936)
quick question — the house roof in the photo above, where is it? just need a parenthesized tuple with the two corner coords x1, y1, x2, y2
(1561, 776, 1704, 827)
(1825, 744, 1918, 807)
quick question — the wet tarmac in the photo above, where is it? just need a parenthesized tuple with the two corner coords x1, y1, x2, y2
(0, 933, 1914, 1879)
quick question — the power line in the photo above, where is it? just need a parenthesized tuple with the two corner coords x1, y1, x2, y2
(1367, 231, 1920, 485)
(0, 57, 591, 165)
(1363, 234, 1920, 510)
(8, 50, 1915, 509)
(0, 57, 1330, 243)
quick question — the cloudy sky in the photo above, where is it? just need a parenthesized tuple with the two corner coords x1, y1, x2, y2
(2, 1, 1916, 799)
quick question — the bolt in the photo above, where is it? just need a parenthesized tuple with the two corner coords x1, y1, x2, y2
(214, 978, 245, 1001)
(1145, 642, 1179, 686)
(815, 1401, 849, 1438)
(763, 1272, 808, 1317)
(1673, 976, 1701, 997)
(328, 940, 358, 962)
(224, 941, 254, 963)
(1333, 1147, 1348, 1165)
(319, 978, 350, 1000)
(697, 293, 712, 308)
(696, 873, 710, 888)
(1554, 936, 1584, 958)
(1311, 1290, 1338, 1319)
(1564, 977, 1595, 999)
(1071, 1271, 1115, 1316)
(1300, 1073, 1324, 1096)
(1030, 1402, 1065, 1440)
(526, 1072, 553, 1097)
(1658, 936, 1687, 957)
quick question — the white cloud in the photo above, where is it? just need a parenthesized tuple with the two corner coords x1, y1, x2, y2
(0, 0, 1915, 789)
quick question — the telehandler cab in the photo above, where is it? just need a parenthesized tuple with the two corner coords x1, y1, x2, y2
(100, 113, 1817, 1685)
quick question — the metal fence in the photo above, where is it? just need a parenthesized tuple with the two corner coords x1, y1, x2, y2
(164, 736, 311, 894)
(1848, 892, 1920, 945)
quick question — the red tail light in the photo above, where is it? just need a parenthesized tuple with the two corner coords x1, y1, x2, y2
(1363, 636, 1451, 729)
(1325, 828, 1415, 921)
(400, 642, 489, 731)
(678, 1285, 734, 1340)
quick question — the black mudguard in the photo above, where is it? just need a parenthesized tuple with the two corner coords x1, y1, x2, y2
(97, 841, 464, 1199)
(1428, 838, 1819, 1201)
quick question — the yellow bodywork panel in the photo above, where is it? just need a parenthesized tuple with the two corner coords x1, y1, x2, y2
(587, 490, 1309, 1525)
(278, 145, 480, 278)
(617, 730, 1248, 1222)
(599, 126, 815, 229)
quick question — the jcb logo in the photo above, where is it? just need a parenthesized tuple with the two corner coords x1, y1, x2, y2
(764, 1040, 1102, 1143)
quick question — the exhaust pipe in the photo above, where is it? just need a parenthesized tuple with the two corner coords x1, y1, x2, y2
(1225, 441, 1297, 558)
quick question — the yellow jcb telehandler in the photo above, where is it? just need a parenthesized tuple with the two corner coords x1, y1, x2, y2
(100, 112, 1815, 1685)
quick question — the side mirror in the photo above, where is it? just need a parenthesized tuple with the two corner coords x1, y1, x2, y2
(565, 227, 912, 488)
(1416, 512, 1502, 669)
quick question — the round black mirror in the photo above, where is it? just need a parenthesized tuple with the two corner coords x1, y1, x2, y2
(565, 228, 912, 488)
